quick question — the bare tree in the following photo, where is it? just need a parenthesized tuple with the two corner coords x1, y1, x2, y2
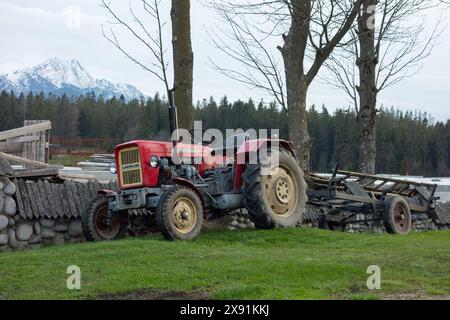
(324, 0, 445, 173)
(101, 0, 195, 130)
(101, 0, 170, 96)
(171, 0, 194, 130)
(207, 0, 362, 171)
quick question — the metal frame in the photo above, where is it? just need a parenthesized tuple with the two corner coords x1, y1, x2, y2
(307, 164, 439, 226)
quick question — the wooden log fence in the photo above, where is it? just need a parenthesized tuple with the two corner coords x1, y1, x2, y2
(13, 178, 147, 219)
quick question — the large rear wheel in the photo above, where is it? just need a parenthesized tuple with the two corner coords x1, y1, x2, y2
(156, 187, 204, 241)
(242, 149, 307, 229)
(82, 195, 127, 241)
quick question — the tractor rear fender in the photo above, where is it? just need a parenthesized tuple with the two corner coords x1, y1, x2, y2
(236, 139, 296, 158)
(233, 139, 297, 192)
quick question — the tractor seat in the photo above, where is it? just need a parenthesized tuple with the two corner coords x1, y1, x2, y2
(212, 132, 249, 156)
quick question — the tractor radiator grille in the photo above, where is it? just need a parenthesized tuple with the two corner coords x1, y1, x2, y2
(119, 147, 143, 187)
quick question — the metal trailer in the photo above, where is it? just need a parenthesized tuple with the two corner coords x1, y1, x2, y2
(306, 165, 449, 234)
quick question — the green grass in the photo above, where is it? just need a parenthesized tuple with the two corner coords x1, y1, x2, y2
(0, 228, 449, 300)
(49, 154, 91, 167)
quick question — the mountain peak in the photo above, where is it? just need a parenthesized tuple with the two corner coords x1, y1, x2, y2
(28, 57, 95, 88)
(0, 58, 144, 100)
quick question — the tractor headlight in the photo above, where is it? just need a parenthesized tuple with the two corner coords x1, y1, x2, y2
(109, 162, 117, 174)
(150, 155, 160, 168)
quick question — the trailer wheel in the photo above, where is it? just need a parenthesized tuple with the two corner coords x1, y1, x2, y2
(156, 187, 203, 241)
(82, 195, 127, 241)
(383, 196, 412, 234)
(242, 149, 307, 229)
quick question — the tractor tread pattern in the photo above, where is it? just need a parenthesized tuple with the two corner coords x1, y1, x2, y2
(242, 149, 307, 229)
(82, 194, 126, 242)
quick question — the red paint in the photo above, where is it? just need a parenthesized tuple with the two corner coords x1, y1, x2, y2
(114, 140, 230, 189)
(114, 139, 294, 191)
(233, 163, 246, 192)
(236, 139, 295, 156)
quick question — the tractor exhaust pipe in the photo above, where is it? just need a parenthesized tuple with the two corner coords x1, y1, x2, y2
(168, 88, 179, 147)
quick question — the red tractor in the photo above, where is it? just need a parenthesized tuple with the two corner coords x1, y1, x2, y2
(82, 91, 307, 241)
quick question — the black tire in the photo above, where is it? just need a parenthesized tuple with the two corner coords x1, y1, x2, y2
(318, 215, 345, 232)
(156, 187, 204, 241)
(383, 196, 412, 234)
(82, 194, 127, 242)
(242, 149, 307, 229)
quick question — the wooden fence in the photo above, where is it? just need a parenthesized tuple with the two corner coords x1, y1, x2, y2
(0, 120, 51, 167)
(13, 178, 147, 219)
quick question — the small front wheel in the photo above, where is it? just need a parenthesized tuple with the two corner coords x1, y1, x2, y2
(156, 187, 204, 241)
(82, 195, 127, 241)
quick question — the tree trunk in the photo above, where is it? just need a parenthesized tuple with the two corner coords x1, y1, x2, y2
(286, 79, 311, 172)
(280, 0, 312, 172)
(357, 0, 377, 174)
(171, 0, 194, 130)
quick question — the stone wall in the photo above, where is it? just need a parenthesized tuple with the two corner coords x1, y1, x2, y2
(0, 176, 83, 253)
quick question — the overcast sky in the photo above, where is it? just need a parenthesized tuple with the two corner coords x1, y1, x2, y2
(1, 0, 449, 121)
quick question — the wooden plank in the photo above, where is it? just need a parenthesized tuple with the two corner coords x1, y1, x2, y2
(0, 142, 23, 152)
(17, 179, 33, 219)
(0, 121, 51, 141)
(8, 136, 40, 143)
(88, 180, 97, 199)
(93, 180, 101, 193)
(31, 182, 45, 218)
(14, 168, 59, 179)
(13, 178, 27, 219)
(70, 181, 83, 216)
(36, 180, 52, 218)
(77, 182, 92, 211)
(64, 180, 78, 218)
(25, 181, 40, 219)
(58, 183, 71, 218)
(86, 181, 95, 200)
(51, 183, 65, 218)
(39, 129, 46, 163)
(0, 152, 49, 168)
(57, 171, 96, 180)
(43, 180, 57, 218)
(37, 180, 51, 218)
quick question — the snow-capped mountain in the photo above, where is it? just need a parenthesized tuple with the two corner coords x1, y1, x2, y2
(0, 58, 144, 100)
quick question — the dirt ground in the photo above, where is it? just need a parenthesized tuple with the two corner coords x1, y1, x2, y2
(99, 288, 450, 300)
(98, 289, 211, 300)
(381, 291, 450, 300)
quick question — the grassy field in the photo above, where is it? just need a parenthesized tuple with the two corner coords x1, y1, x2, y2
(0, 228, 449, 300)
(49, 154, 91, 167)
